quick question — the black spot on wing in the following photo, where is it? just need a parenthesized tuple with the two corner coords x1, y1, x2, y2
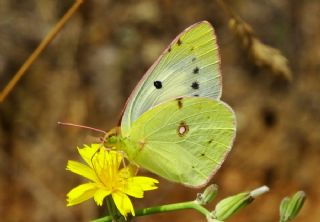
(177, 39, 182, 46)
(193, 67, 199, 74)
(191, 81, 199, 90)
(176, 98, 183, 109)
(154, 81, 162, 89)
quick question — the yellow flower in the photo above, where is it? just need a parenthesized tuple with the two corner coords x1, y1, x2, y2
(66, 144, 158, 218)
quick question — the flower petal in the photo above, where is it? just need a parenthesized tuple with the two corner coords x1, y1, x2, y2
(131, 177, 159, 190)
(78, 144, 101, 167)
(66, 143, 158, 210)
(119, 183, 143, 198)
(66, 160, 98, 182)
(67, 183, 98, 206)
(108, 150, 123, 170)
(112, 191, 135, 218)
(93, 189, 111, 206)
(123, 176, 158, 198)
(89, 149, 121, 177)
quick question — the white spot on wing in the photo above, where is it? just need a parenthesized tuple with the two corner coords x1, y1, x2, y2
(179, 126, 186, 134)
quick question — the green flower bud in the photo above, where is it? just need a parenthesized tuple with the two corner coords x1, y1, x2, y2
(214, 192, 252, 221)
(197, 184, 218, 205)
(280, 191, 306, 222)
(213, 186, 269, 221)
(280, 197, 290, 220)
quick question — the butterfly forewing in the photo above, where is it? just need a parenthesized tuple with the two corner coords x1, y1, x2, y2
(121, 21, 222, 135)
(122, 97, 235, 187)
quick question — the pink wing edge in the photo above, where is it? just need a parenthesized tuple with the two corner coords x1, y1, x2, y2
(116, 20, 223, 127)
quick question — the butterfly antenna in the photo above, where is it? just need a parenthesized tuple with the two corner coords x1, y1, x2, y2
(57, 121, 107, 134)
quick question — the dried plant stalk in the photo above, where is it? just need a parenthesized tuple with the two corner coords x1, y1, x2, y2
(217, 0, 292, 80)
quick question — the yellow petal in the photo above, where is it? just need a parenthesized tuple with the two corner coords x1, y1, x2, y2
(67, 183, 97, 206)
(123, 176, 158, 198)
(119, 182, 143, 198)
(66, 160, 98, 182)
(78, 144, 101, 167)
(108, 150, 123, 170)
(94, 150, 114, 177)
(112, 191, 135, 218)
(130, 177, 159, 190)
(93, 189, 111, 206)
(90, 149, 121, 176)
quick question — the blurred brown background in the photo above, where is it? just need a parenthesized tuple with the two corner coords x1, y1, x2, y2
(0, 0, 319, 221)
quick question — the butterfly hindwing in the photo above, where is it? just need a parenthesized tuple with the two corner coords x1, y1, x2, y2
(121, 21, 222, 135)
(122, 97, 235, 187)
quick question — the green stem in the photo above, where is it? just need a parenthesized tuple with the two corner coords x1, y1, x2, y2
(105, 196, 127, 222)
(106, 196, 117, 220)
(92, 200, 211, 222)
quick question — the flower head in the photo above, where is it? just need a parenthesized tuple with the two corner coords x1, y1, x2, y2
(66, 144, 158, 218)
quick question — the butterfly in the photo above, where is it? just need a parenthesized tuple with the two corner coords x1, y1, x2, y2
(107, 21, 236, 188)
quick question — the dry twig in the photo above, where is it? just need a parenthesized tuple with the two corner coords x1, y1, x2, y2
(217, 0, 292, 80)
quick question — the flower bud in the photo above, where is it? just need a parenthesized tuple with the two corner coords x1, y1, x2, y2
(197, 184, 218, 205)
(280, 191, 306, 222)
(213, 186, 269, 221)
(214, 192, 252, 221)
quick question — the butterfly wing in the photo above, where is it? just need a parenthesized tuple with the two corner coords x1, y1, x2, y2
(121, 97, 235, 187)
(121, 21, 222, 135)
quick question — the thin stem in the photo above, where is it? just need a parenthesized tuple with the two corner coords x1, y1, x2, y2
(106, 196, 117, 220)
(137, 201, 210, 216)
(0, 0, 83, 102)
(105, 196, 127, 222)
(92, 201, 211, 222)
